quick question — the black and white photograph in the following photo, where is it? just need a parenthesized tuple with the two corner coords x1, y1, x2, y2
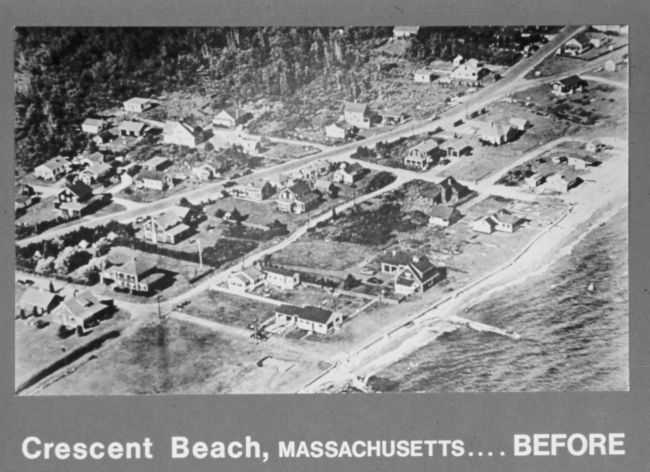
(13, 25, 628, 396)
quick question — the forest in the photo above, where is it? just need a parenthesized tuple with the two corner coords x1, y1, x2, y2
(14, 26, 526, 172)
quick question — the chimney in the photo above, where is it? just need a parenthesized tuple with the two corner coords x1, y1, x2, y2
(413, 255, 420, 263)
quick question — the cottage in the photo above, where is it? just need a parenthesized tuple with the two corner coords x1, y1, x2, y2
(393, 255, 444, 295)
(192, 163, 218, 181)
(294, 159, 331, 180)
(453, 54, 465, 67)
(81, 118, 105, 134)
(265, 173, 294, 189)
(213, 106, 245, 128)
(262, 266, 300, 290)
(142, 205, 192, 244)
(135, 170, 174, 191)
(413, 69, 436, 83)
(313, 179, 333, 195)
(428, 206, 461, 227)
(552, 75, 587, 94)
(34, 156, 71, 181)
(163, 118, 205, 148)
(343, 102, 377, 129)
(325, 121, 355, 139)
(393, 26, 420, 38)
(450, 59, 487, 81)
(524, 172, 545, 188)
(471, 209, 524, 234)
(275, 305, 342, 335)
(333, 162, 364, 184)
(509, 117, 530, 131)
(378, 109, 405, 126)
(52, 291, 111, 329)
(141, 156, 170, 172)
(239, 180, 275, 201)
(444, 138, 473, 157)
(564, 33, 591, 55)
(123, 97, 153, 113)
(19, 288, 58, 315)
(118, 121, 146, 138)
(57, 181, 94, 206)
(418, 176, 470, 205)
(404, 140, 441, 170)
(277, 179, 320, 213)
(101, 257, 164, 293)
(227, 267, 265, 292)
(80, 152, 110, 167)
(93, 131, 114, 145)
(78, 162, 112, 185)
(477, 121, 514, 145)
(237, 134, 264, 154)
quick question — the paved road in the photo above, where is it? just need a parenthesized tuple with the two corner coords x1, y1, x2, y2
(581, 74, 628, 90)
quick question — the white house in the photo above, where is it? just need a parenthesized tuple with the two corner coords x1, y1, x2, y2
(413, 69, 436, 83)
(274, 305, 342, 335)
(343, 102, 376, 129)
(333, 162, 364, 184)
(123, 97, 153, 113)
(34, 156, 71, 181)
(81, 118, 105, 134)
(262, 266, 300, 290)
(163, 118, 205, 148)
(404, 140, 440, 170)
(213, 106, 245, 128)
(450, 59, 487, 81)
(393, 26, 420, 39)
(227, 267, 266, 292)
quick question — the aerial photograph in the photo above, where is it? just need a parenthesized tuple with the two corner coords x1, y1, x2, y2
(14, 25, 628, 395)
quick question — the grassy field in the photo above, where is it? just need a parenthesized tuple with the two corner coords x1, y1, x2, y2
(268, 285, 366, 317)
(271, 240, 370, 273)
(185, 290, 277, 328)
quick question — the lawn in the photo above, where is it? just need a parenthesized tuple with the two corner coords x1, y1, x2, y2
(185, 290, 277, 329)
(267, 285, 366, 317)
(271, 240, 371, 273)
(261, 142, 320, 160)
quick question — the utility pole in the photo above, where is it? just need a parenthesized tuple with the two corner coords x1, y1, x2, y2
(157, 294, 161, 320)
(197, 239, 203, 270)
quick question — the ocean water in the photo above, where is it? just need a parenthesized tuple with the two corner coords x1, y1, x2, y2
(368, 209, 629, 392)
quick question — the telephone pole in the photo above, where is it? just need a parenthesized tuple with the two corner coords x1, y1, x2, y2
(197, 240, 203, 270)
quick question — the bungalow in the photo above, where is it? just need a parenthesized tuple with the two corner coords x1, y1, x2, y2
(192, 163, 218, 181)
(313, 179, 333, 195)
(237, 134, 264, 154)
(343, 102, 377, 129)
(118, 121, 146, 137)
(444, 138, 473, 157)
(333, 162, 364, 184)
(453, 54, 465, 67)
(418, 176, 470, 205)
(325, 121, 356, 139)
(101, 257, 164, 293)
(294, 159, 331, 180)
(79, 152, 110, 167)
(123, 97, 153, 113)
(57, 181, 94, 206)
(524, 172, 545, 188)
(163, 118, 205, 148)
(274, 305, 342, 335)
(393, 26, 420, 38)
(546, 172, 580, 193)
(472, 209, 524, 234)
(450, 59, 487, 81)
(141, 156, 170, 172)
(19, 288, 58, 315)
(552, 75, 587, 94)
(564, 33, 591, 55)
(81, 118, 105, 134)
(213, 106, 245, 128)
(393, 255, 444, 295)
(78, 162, 112, 185)
(265, 173, 294, 189)
(509, 117, 530, 131)
(428, 206, 461, 227)
(378, 109, 405, 126)
(143, 205, 192, 244)
(262, 266, 300, 290)
(227, 267, 265, 292)
(52, 291, 111, 329)
(239, 180, 275, 201)
(93, 131, 114, 145)
(404, 140, 441, 170)
(135, 170, 174, 191)
(413, 69, 436, 83)
(478, 121, 514, 145)
(277, 179, 320, 213)
(34, 156, 71, 181)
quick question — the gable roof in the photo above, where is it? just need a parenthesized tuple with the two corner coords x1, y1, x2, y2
(343, 101, 370, 115)
(492, 209, 522, 225)
(82, 118, 104, 128)
(569, 33, 590, 46)
(118, 121, 146, 133)
(124, 97, 151, 106)
(137, 170, 167, 182)
(216, 106, 244, 120)
(286, 179, 312, 197)
(64, 181, 94, 200)
(153, 205, 190, 230)
(341, 162, 364, 174)
(20, 288, 56, 308)
(428, 205, 457, 220)
(411, 139, 439, 154)
(38, 156, 70, 171)
(164, 119, 203, 138)
(142, 156, 169, 168)
(479, 121, 512, 138)
(261, 265, 297, 278)
(276, 304, 335, 325)
(87, 163, 112, 176)
(112, 257, 155, 277)
(557, 75, 585, 87)
(59, 291, 107, 321)
(414, 69, 435, 76)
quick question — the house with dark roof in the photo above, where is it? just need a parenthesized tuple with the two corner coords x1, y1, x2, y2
(52, 291, 111, 329)
(93, 130, 114, 145)
(142, 205, 192, 244)
(213, 107, 245, 128)
(552, 75, 587, 94)
(471, 209, 524, 234)
(142, 156, 170, 172)
(343, 102, 377, 129)
(101, 257, 163, 293)
(393, 26, 420, 38)
(428, 205, 461, 227)
(81, 118, 105, 134)
(261, 266, 300, 290)
(274, 304, 343, 335)
(376, 251, 443, 295)
(564, 33, 591, 55)
(444, 138, 473, 157)
(239, 179, 275, 201)
(277, 179, 320, 214)
(404, 140, 442, 170)
(163, 118, 205, 148)
(333, 162, 364, 184)
(135, 170, 174, 191)
(19, 288, 58, 315)
(418, 176, 471, 205)
(118, 121, 146, 137)
(57, 181, 94, 207)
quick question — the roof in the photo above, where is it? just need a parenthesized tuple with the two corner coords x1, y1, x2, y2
(243, 179, 270, 190)
(286, 179, 312, 197)
(446, 138, 473, 150)
(314, 179, 332, 190)
(242, 266, 264, 280)
(557, 75, 585, 87)
(414, 69, 435, 75)
(411, 139, 439, 154)
(377, 251, 419, 267)
(153, 205, 190, 229)
(164, 119, 203, 138)
(493, 209, 522, 225)
(509, 118, 529, 127)
(60, 201, 88, 211)
(95, 131, 113, 141)
(276, 304, 335, 325)
(343, 101, 370, 115)
(479, 121, 512, 139)
(296, 192, 320, 204)
(87, 163, 112, 176)
(82, 118, 104, 127)
(267, 173, 291, 185)
(114, 257, 155, 277)
(137, 170, 167, 182)
(261, 265, 297, 278)
(165, 223, 190, 237)
(20, 288, 56, 308)
(216, 106, 244, 120)
(142, 156, 169, 168)
(38, 156, 69, 171)
(86, 152, 106, 162)
(118, 121, 146, 133)
(394, 26, 420, 34)
(342, 162, 364, 174)
(569, 33, 590, 46)
(568, 155, 599, 164)
(124, 97, 151, 106)
(64, 181, 94, 200)
(379, 109, 403, 118)
(60, 291, 107, 321)
(428, 206, 457, 220)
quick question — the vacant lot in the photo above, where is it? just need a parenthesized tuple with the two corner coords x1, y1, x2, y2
(272, 240, 370, 273)
(268, 285, 367, 318)
(185, 290, 276, 328)
(261, 142, 320, 160)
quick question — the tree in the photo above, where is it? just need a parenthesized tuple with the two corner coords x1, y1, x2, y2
(230, 207, 243, 223)
(343, 273, 359, 290)
(49, 280, 55, 293)
(58, 325, 69, 339)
